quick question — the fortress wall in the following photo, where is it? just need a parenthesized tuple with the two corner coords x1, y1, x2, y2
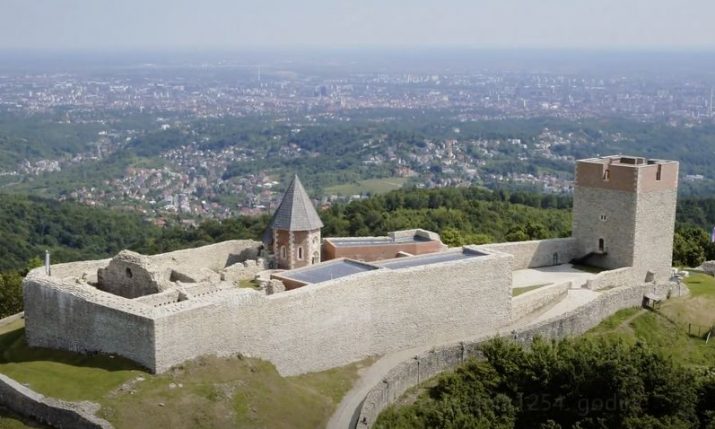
(23, 277, 156, 370)
(511, 281, 571, 322)
(46, 259, 111, 280)
(0, 374, 112, 429)
(633, 189, 678, 283)
(149, 240, 262, 272)
(584, 267, 634, 291)
(356, 281, 673, 428)
(478, 238, 578, 270)
(153, 251, 513, 376)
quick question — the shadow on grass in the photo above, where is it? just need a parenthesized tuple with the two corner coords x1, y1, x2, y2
(0, 405, 46, 429)
(0, 327, 145, 373)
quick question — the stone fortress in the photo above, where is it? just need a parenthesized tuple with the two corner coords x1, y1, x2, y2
(23, 155, 680, 377)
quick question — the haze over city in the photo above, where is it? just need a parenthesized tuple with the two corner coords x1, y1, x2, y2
(2, 0, 715, 51)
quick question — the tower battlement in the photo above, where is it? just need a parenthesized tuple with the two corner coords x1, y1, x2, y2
(575, 155, 678, 193)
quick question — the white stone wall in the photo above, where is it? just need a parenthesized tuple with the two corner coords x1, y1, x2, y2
(23, 277, 156, 369)
(356, 281, 675, 428)
(152, 251, 513, 375)
(572, 187, 637, 269)
(478, 238, 578, 270)
(0, 374, 112, 429)
(511, 281, 571, 322)
(633, 190, 677, 283)
(584, 267, 634, 291)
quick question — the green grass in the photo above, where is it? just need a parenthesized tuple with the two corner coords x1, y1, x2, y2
(324, 177, 408, 196)
(683, 271, 715, 298)
(0, 407, 37, 429)
(0, 320, 369, 429)
(512, 283, 551, 297)
(0, 322, 144, 402)
(587, 307, 642, 334)
(237, 279, 260, 289)
(585, 273, 715, 367)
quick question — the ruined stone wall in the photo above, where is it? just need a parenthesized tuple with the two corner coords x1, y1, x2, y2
(356, 281, 674, 428)
(152, 250, 513, 376)
(0, 374, 112, 429)
(149, 240, 262, 272)
(478, 238, 578, 270)
(511, 281, 571, 322)
(220, 259, 269, 282)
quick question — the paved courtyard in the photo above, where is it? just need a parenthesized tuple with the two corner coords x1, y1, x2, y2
(512, 263, 598, 289)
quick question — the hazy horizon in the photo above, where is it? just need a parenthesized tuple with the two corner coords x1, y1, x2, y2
(3, 0, 715, 51)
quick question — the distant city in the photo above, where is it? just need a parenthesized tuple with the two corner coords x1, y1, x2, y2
(0, 51, 714, 224)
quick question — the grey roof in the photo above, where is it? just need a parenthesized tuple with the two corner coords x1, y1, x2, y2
(269, 175, 323, 231)
(376, 248, 486, 270)
(279, 259, 379, 284)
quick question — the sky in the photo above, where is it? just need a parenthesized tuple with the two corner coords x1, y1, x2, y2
(2, 0, 715, 51)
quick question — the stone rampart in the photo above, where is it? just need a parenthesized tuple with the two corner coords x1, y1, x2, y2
(355, 281, 673, 428)
(152, 249, 513, 375)
(584, 267, 633, 291)
(0, 373, 112, 429)
(511, 281, 571, 322)
(220, 258, 268, 282)
(23, 277, 156, 370)
(478, 238, 578, 270)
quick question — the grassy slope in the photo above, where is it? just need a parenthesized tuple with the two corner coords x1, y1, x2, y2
(324, 177, 408, 196)
(585, 272, 715, 366)
(0, 320, 369, 429)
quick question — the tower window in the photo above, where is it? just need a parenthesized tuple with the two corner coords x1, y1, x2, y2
(280, 246, 287, 259)
(297, 246, 303, 260)
(125, 268, 133, 278)
(656, 165, 662, 181)
(600, 214, 607, 222)
(598, 238, 605, 253)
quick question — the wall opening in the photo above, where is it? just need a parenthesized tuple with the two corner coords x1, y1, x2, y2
(125, 268, 133, 278)
(312, 252, 319, 264)
(552, 252, 559, 265)
(656, 165, 662, 181)
(280, 246, 287, 259)
(297, 246, 303, 260)
(598, 238, 605, 253)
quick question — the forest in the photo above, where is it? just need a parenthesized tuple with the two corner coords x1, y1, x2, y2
(0, 187, 714, 318)
(375, 337, 715, 429)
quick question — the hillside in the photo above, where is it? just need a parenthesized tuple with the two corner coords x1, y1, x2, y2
(375, 273, 715, 429)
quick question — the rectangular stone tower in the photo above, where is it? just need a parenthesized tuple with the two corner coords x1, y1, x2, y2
(572, 155, 679, 283)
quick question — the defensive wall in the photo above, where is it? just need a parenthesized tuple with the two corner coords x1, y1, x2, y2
(478, 238, 579, 270)
(0, 373, 112, 429)
(584, 267, 634, 291)
(511, 281, 571, 322)
(355, 280, 675, 428)
(24, 243, 515, 376)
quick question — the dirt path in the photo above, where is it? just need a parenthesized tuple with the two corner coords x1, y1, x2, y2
(328, 286, 602, 429)
(615, 309, 647, 334)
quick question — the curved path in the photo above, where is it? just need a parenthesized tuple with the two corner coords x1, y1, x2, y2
(328, 280, 600, 429)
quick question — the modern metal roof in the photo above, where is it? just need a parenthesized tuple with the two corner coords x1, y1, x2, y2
(279, 259, 379, 284)
(376, 248, 486, 270)
(268, 175, 324, 231)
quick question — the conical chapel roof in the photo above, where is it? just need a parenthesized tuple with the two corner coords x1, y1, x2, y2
(268, 175, 323, 231)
